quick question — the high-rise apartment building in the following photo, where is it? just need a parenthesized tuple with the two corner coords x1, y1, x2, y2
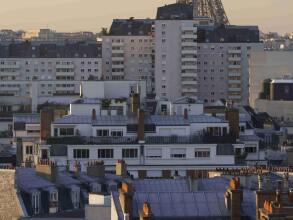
(0, 42, 102, 112)
(155, 3, 263, 105)
(102, 19, 155, 94)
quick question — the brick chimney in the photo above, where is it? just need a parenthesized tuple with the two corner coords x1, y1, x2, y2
(87, 160, 105, 178)
(36, 160, 58, 182)
(116, 160, 127, 177)
(225, 177, 243, 220)
(92, 108, 97, 121)
(225, 109, 240, 139)
(138, 109, 145, 143)
(119, 182, 133, 219)
(139, 202, 154, 220)
(40, 108, 55, 141)
(131, 93, 140, 115)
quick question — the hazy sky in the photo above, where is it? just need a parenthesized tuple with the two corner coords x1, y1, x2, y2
(0, 0, 292, 33)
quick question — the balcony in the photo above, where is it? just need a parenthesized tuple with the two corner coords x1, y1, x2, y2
(181, 42, 197, 47)
(56, 64, 74, 69)
(228, 49, 241, 54)
(181, 65, 197, 70)
(228, 80, 241, 84)
(228, 95, 241, 100)
(112, 42, 124, 46)
(182, 88, 198, 93)
(228, 72, 241, 77)
(228, 65, 241, 69)
(181, 26, 197, 31)
(0, 72, 20, 76)
(112, 64, 124, 69)
(0, 86, 20, 92)
(228, 57, 241, 62)
(182, 80, 198, 85)
(182, 34, 197, 39)
(56, 72, 75, 76)
(112, 71, 124, 76)
(112, 57, 124, 61)
(0, 64, 20, 69)
(46, 136, 138, 145)
(112, 49, 124, 54)
(182, 50, 197, 55)
(181, 72, 197, 77)
(181, 57, 197, 62)
(228, 87, 242, 92)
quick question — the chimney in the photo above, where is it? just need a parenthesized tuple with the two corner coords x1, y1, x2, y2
(73, 161, 81, 177)
(116, 160, 127, 177)
(225, 177, 242, 220)
(87, 160, 105, 178)
(139, 202, 154, 220)
(284, 172, 289, 190)
(289, 189, 293, 203)
(92, 109, 97, 121)
(184, 108, 188, 120)
(35, 160, 58, 182)
(16, 138, 23, 167)
(258, 175, 263, 190)
(225, 109, 240, 139)
(119, 182, 133, 219)
(131, 93, 140, 115)
(40, 108, 55, 141)
(138, 109, 145, 143)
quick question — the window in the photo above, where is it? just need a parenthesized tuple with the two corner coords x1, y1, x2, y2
(111, 131, 123, 137)
(59, 128, 74, 136)
(146, 148, 162, 158)
(98, 149, 113, 158)
(97, 129, 109, 137)
(195, 149, 210, 158)
(170, 148, 186, 158)
(73, 149, 89, 159)
(26, 146, 33, 155)
(122, 149, 138, 158)
(32, 192, 40, 215)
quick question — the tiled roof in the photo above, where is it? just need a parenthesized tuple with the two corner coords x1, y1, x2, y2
(109, 19, 153, 36)
(133, 179, 189, 193)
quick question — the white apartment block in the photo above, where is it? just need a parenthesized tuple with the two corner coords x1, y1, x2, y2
(155, 3, 263, 106)
(0, 42, 102, 112)
(102, 19, 155, 94)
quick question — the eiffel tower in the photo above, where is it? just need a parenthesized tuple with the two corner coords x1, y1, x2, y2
(177, 0, 230, 25)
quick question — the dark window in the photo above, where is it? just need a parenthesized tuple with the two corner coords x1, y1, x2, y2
(97, 130, 109, 137)
(98, 149, 113, 158)
(59, 128, 74, 136)
(73, 149, 89, 158)
(122, 149, 138, 158)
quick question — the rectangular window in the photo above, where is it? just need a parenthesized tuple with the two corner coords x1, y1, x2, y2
(73, 149, 89, 159)
(59, 128, 74, 136)
(195, 149, 210, 158)
(98, 149, 113, 158)
(122, 149, 138, 159)
(111, 131, 123, 137)
(26, 146, 33, 155)
(97, 129, 109, 137)
(146, 148, 162, 158)
(170, 148, 186, 158)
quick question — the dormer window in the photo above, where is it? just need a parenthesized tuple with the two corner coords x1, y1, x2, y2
(31, 191, 41, 215)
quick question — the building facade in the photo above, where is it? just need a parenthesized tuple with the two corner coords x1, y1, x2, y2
(102, 19, 155, 94)
(155, 3, 263, 105)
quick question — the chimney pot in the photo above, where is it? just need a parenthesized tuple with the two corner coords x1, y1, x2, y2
(92, 108, 97, 121)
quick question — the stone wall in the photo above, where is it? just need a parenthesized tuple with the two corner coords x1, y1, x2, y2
(0, 169, 24, 220)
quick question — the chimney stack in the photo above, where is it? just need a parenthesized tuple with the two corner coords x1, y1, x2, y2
(40, 108, 55, 141)
(87, 160, 105, 178)
(138, 109, 145, 143)
(225, 177, 243, 220)
(184, 108, 188, 120)
(116, 160, 127, 177)
(139, 202, 154, 220)
(131, 93, 140, 115)
(16, 138, 23, 167)
(225, 109, 240, 139)
(92, 109, 97, 121)
(36, 160, 58, 182)
(119, 182, 133, 219)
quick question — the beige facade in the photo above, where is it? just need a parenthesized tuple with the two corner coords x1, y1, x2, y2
(249, 51, 293, 107)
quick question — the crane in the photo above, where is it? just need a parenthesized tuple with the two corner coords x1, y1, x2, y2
(176, 0, 230, 25)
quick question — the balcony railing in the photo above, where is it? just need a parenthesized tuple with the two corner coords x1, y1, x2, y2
(46, 133, 237, 145)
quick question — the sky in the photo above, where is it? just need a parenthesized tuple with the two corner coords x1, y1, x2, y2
(0, 0, 292, 34)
